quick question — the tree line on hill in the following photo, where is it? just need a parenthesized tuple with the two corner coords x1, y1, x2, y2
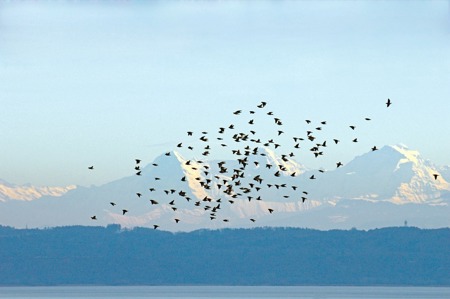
(0, 225, 448, 286)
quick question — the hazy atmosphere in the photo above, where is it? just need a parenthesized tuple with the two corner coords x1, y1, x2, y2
(1, 0, 449, 188)
(1, 2, 450, 292)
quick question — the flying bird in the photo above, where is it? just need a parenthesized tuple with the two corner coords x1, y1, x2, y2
(433, 174, 439, 180)
(88, 166, 94, 170)
(122, 209, 128, 215)
(386, 98, 392, 107)
(91, 216, 97, 220)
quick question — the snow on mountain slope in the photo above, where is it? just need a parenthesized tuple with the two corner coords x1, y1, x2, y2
(389, 144, 449, 204)
(438, 165, 450, 182)
(0, 179, 76, 202)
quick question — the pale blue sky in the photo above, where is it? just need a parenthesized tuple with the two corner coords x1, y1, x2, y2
(1, 0, 449, 187)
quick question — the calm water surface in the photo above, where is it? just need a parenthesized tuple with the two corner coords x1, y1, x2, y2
(0, 286, 449, 299)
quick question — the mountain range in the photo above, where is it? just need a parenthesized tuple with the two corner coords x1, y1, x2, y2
(1, 144, 449, 231)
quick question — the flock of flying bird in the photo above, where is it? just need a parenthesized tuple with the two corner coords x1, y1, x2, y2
(88, 98, 441, 229)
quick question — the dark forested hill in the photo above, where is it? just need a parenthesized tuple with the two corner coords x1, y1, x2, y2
(0, 225, 448, 286)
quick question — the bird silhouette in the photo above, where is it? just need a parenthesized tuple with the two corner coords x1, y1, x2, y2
(122, 209, 128, 215)
(386, 98, 392, 107)
(91, 216, 97, 220)
(433, 174, 439, 180)
(88, 166, 94, 170)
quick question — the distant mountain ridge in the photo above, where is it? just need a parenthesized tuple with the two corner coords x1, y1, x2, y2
(0, 179, 76, 202)
(0, 144, 449, 230)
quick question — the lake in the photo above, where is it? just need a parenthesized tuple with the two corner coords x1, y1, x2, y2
(0, 286, 449, 299)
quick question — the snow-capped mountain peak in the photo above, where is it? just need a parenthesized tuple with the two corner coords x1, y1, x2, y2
(391, 144, 421, 170)
(376, 144, 448, 204)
